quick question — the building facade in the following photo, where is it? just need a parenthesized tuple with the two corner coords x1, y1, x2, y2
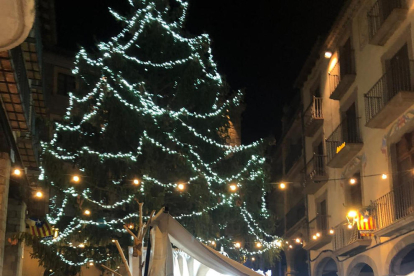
(274, 0, 414, 275)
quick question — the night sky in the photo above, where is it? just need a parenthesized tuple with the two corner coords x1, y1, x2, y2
(55, 0, 345, 144)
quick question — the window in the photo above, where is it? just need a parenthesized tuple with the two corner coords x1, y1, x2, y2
(57, 73, 75, 96)
(348, 172, 362, 207)
(317, 199, 328, 234)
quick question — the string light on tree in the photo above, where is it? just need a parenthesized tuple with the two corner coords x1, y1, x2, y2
(34, 0, 278, 271)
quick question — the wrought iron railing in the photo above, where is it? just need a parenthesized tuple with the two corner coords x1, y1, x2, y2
(10, 46, 31, 126)
(364, 60, 414, 123)
(304, 96, 323, 125)
(284, 143, 303, 174)
(308, 214, 330, 241)
(329, 62, 340, 94)
(332, 220, 365, 251)
(371, 179, 414, 230)
(329, 49, 355, 95)
(306, 154, 327, 180)
(286, 198, 306, 231)
(326, 117, 362, 163)
(368, 0, 405, 41)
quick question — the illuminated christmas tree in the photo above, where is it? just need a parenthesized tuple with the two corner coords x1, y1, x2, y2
(29, 0, 280, 274)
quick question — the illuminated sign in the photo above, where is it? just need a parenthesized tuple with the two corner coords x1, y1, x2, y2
(336, 142, 346, 153)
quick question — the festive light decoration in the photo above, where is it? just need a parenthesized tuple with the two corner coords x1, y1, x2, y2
(295, 238, 301, 244)
(72, 175, 80, 183)
(279, 183, 286, 190)
(35, 191, 43, 198)
(13, 168, 21, 176)
(347, 210, 357, 218)
(324, 51, 333, 58)
(349, 178, 356, 185)
(381, 174, 387, 180)
(84, 210, 91, 216)
(36, 0, 278, 270)
(329, 229, 334, 235)
(229, 184, 237, 192)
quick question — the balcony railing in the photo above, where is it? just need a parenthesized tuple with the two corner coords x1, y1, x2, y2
(285, 144, 303, 174)
(286, 198, 306, 232)
(304, 97, 323, 136)
(326, 116, 362, 166)
(364, 60, 414, 128)
(371, 179, 414, 231)
(368, 0, 406, 45)
(306, 155, 327, 180)
(329, 49, 356, 100)
(309, 214, 329, 238)
(332, 221, 365, 252)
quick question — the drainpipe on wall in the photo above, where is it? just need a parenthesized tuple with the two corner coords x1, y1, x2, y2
(300, 99, 312, 276)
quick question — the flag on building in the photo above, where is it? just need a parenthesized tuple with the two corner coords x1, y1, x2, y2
(26, 218, 54, 239)
(356, 211, 375, 236)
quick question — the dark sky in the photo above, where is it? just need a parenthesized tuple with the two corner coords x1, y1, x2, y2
(55, 0, 345, 144)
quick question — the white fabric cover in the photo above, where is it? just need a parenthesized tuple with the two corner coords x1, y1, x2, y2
(148, 210, 261, 276)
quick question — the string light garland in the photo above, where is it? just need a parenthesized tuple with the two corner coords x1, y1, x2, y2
(37, 0, 279, 270)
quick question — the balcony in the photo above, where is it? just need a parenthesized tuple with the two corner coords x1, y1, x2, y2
(304, 97, 323, 137)
(371, 179, 414, 237)
(0, 47, 31, 131)
(285, 198, 306, 238)
(304, 155, 328, 194)
(284, 143, 303, 175)
(329, 49, 356, 101)
(304, 215, 332, 250)
(326, 117, 363, 168)
(332, 221, 372, 256)
(368, 0, 407, 46)
(365, 60, 414, 129)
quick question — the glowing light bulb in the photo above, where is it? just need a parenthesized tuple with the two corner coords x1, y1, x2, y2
(256, 242, 262, 248)
(312, 235, 317, 240)
(111, 239, 116, 243)
(72, 175, 80, 183)
(35, 191, 43, 198)
(251, 257, 255, 261)
(349, 178, 356, 185)
(234, 242, 241, 248)
(229, 184, 237, 192)
(289, 245, 293, 249)
(128, 223, 134, 229)
(78, 243, 85, 248)
(348, 224, 353, 229)
(133, 179, 140, 185)
(89, 262, 94, 266)
(211, 241, 216, 245)
(316, 232, 321, 237)
(84, 209, 91, 215)
(382, 174, 387, 180)
(177, 183, 185, 191)
(329, 229, 334, 235)
(325, 51, 332, 58)
(13, 169, 21, 176)
(295, 238, 301, 243)
(279, 183, 286, 190)
(347, 210, 357, 218)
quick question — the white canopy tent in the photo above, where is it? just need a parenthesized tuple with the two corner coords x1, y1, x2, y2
(127, 208, 261, 276)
